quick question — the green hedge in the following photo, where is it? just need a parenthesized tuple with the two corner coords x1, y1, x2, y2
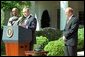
(44, 27, 84, 56)
(36, 27, 62, 41)
(77, 27, 84, 51)
(33, 36, 49, 51)
(44, 38, 64, 56)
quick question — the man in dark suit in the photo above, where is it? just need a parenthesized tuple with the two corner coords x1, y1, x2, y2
(63, 7, 79, 56)
(19, 7, 37, 50)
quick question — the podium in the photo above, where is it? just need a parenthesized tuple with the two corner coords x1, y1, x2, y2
(2, 26, 32, 56)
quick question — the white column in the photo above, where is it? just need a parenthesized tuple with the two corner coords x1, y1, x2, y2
(60, 1, 68, 30)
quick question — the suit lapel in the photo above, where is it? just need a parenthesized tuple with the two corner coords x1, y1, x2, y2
(26, 15, 34, 26)
(65, 15, 74, 29)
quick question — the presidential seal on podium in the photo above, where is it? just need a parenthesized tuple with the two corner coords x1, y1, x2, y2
(7, 26, 14, 38)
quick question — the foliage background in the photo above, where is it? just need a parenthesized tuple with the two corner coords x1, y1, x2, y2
(1, 1, 31, 29)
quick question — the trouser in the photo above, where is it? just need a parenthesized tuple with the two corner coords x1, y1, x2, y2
(64, 44, 77, 56)
(29, 33, 36, 50)
(29, 41, 34, 50)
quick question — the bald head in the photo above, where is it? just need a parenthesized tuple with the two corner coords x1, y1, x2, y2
(65, 7, 73, 18)
(12, 8, 18, 16)
(22, 7, 30, 17)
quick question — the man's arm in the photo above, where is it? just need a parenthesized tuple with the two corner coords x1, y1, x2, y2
(7, 18, 12, 26)
(63, 18, 79, 39)
(28, 18, 37, 31)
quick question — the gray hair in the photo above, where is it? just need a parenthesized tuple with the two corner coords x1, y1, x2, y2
(23, 7, 30, 12)
(66, 7, 73, 13)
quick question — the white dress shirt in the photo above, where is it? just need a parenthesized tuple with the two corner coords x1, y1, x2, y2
(67, 15, 73, 24)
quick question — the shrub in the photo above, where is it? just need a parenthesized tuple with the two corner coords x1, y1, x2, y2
(78, 25, 84, 29)
(44, 38, 64, 56)
(77, 27, 84, 51)
(33, 36, 49, 51)
(44, 27, 84, 56)
(36, 27, 62, 41)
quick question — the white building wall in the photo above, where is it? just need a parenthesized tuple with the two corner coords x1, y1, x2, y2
(34, 1, 60, 30)
(69, 1, 84, 18)
(30, 1, 84, 31)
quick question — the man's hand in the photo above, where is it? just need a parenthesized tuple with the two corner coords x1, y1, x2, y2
(63, 36, 67, 41)
(19, 24, 28, 29)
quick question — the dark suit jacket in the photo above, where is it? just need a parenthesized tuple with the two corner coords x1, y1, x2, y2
(28, 16, 37, 32)
(63, 15, 79, 46)
(18, 15, 37, 44)
(27, 15, 37, 44)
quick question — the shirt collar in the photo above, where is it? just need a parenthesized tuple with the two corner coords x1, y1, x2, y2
(26, 14, 32, 19)
(69, 14, 73, 20)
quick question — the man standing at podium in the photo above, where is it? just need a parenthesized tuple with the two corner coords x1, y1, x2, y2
(7, 8, 19, 26)
(19, 7, 37, 50)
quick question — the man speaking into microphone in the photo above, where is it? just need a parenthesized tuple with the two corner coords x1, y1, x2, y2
(19, 7, 37, 50)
